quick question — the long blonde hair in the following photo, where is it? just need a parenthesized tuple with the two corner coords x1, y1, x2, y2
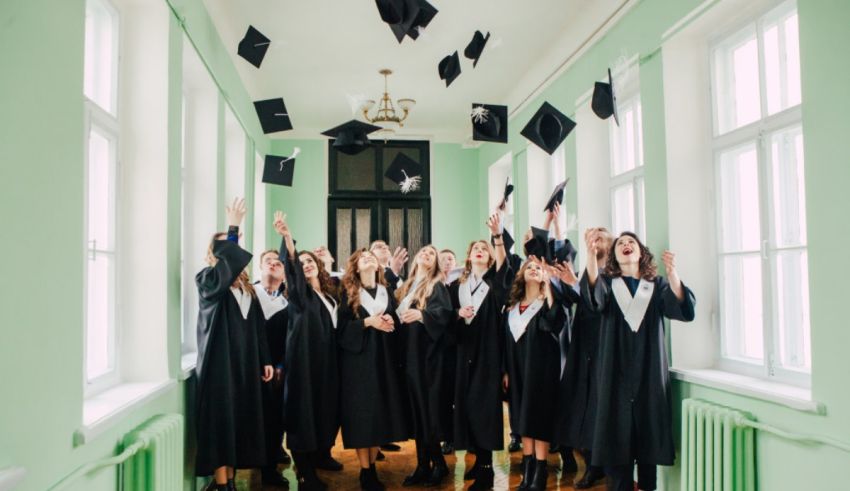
(458, 240, 495, 284)
(395, 245, 442, 310)
(208, 233, 256, 298)
(342, 249, 386, 317)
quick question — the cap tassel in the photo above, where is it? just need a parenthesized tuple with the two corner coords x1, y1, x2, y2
(279, 147, 300, 170)
(400, 169, 421, 194)
(471, 106, 490, 124)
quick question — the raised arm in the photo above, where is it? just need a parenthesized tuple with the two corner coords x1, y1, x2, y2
(487, 212, 506, 271)
(274, 211, 297, 260)
(195, 198, 251, 300)
(584, 228, 600, 287)
(273, 211, 308, 308)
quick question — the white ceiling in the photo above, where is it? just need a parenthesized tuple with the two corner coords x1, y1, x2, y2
(202, 0, 627, 142)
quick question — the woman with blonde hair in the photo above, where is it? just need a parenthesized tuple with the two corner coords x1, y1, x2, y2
(395, 245, 454, 487)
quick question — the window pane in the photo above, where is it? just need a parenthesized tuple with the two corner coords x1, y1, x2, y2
(772, 249, 810, 371)
(611, 183, 635, 236)
(718, 143, 761, 252)
(610, 98, 641, 176)
(336, 208, 352, 264)
(764, 8, 801, 114)
(355, 208, 372, 250)
(720, 254, 764, 361)
(87, 254, 115, 380)
(407, 208, 423, 254)
(88, 127, 115, 251)
(713, 26, 761, 133)
(636, 178, 646, 241)
(769, 126, 806, 248)
(336, 147, 376, 191)
(388, 208, 404, 251)
(84, 0, 117, 114)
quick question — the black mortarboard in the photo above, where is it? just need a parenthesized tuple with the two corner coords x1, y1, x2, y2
(254, 98, 293, 134)
(380, 0, 437, 43)
(591, 68, 620, 125)
(261, 154, 295, 187)
(471, 103, 508, 143)
(496, 177, 513, 210)
(375, 0, 404, 24)
(524, 226, 552, 262)
(237, 25, 271, 68)
(321, 119, 382, 156)
(439, 51, 461, 87)
(464, 30, 490, 67)
(492, 227, 515, 254)
(552, 238, 578, 264)
(406, 0, 438, 40)
(520, 101, 576, 155)
(384, 153, 423, 193)
(543, 179, 569, 212)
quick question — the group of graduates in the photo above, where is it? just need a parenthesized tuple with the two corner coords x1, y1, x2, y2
(193, 196, 696, 491)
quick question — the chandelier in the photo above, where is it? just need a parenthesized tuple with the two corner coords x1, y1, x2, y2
(362, 69, 415, 127)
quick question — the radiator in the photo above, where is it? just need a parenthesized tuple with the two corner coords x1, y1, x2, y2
(121, 413, 184, 491)
(680, 399, 756, 491)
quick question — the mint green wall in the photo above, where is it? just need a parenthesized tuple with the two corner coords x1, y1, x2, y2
(474, 0, 850, 489)
(431, 143, 481, 256)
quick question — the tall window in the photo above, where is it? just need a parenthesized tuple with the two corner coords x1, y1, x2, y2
(609, 93, 646, 240)
(83, 0, 120, 391)
(711, 0, 809, 383)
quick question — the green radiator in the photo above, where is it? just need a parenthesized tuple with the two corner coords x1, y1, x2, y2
(680, 399, 756, 491)
(121, 413, 184, 491)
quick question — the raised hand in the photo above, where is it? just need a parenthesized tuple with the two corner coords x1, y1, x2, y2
(662, 250, 685, 301)
(551, 260, 578, 287)
(273, 211, 290, 237)
(584, 228, 599, 258)
(226, 197, 248, 227)
(486, 213, 502, 236)
(390, 247, 409, 275)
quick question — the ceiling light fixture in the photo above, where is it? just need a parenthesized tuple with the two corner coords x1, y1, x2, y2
(361, 69, 415, 128)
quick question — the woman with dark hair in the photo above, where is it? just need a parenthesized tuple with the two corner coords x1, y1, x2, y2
(448, 214, 511, 490)
(273, 211, 340, 491)
(582, 231, 695, 491)
(395, 245, 454, 487)
(195, 198, 273, 491)
(337, 248, 408, 490)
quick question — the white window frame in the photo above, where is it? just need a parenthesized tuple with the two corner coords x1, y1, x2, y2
(608, 91, 646, 240)
(83, 0, 121, 396)
(710, 0, 809, 387)
(488, 152, 515, 239)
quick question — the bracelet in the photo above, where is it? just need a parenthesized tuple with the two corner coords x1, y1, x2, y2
(493, 241, 504, 246)
(492, 234, 503, 239)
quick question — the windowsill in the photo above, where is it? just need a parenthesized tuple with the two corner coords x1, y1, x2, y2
(179, 352, 197, 381)
(75, 379, 176, 446)
(670, 367, 825, 414)
(0, 467, 26, 491)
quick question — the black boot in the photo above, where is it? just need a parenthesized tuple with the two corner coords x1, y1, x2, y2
(528, 459, 548, 491)
(294, 453, 327, 491)
(469, 464, 494, 490)
(314, 450, 343, 471)
(209, 483, 228, 491)
(360, 467, 385, 491)
(402, 465, 431, 487)
(464, 460, 479, 480)
(261, 467, 290, 487)
(576, 465, 605, 489)
(508, 435, 522, 453)
(370, 464, 386, 490)
(227, 478, 237, 491)
(560, 448, 578, 474)
(518, 455, 534, 490)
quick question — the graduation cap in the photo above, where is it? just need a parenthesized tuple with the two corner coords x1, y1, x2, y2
(552, 238, 578, 264)
(406, 0, 438, 40)
(524, 227, 553, 262)
(261, 151, 298, 187)
(254, 98, 293, 134)
(384, 153, 423, 193)
(543, 178, 570, 212)
(464, 30, 490, 67)
(438, 51, 461, 87)
(237, 25, 271, 68)
(321, 119, 382, 156)
(491, 227, 515, 254)
(591, 68, 620, 125)
(471, 103, 508, 143)
(379, 0, 438, 43)
(520, 101, 576, 155)
(375, 0, 404, 24)
(496, 177, 513, 210)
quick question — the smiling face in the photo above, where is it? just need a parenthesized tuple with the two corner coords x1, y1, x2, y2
(357, 250, 379, 274)
(299, 252, 319, 279)
(370, 240, 391, 266)
(614, 234, 641, 266)
(438, 251, 457, 273)
(467, 241, 492, 268)
(416, 246, 438, 272)
(260, 251, 284, 282)
(522, 260, 544, 284)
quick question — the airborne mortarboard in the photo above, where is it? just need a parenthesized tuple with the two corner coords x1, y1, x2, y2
(496, 176, 514, 210)
(375, 0, 404, 24)
(553, 238, 578, 264)
(471, 103, 508, 144)
(378, 0, 437, 43)
(592, 68, 620, 126)
(384, 153, 423, 193)
(406, 0, 438, 40)
(261, 151, 297, 187)
(237, 25, 271, 68)
(438, 51, 461, 87)
(321, 119, 382, 156)
(524, 226, 552, 262)
(464, 30, 490, 67)
(543, 178, 570, 212)
(520, 101, 575, 155)
(254, 98, 293, 134)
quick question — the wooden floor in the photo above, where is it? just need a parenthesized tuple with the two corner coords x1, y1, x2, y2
(235, 438, 607, 491)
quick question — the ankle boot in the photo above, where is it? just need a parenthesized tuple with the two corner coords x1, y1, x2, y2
(425, 462, 449, 487)
(402, 465, 431, 487)
(469, 464, 494, 490)
(576, 465, 605, 489)
(370, 464, 386, 491)
(464, 460, 479, 480)
(518, 455, 534, 490)
(528, 460, 548, 491)
(560, 448, 578, 474)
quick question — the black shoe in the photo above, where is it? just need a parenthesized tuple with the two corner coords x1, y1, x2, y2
(528, 460, 548, 491)
(314, 454, 343, 472)
(402, 466, 431, 487)
(261, 469, 289, 487)
(371, 464, 387, 491)
(575, 466, 605, 489)
(440, 441, 454, 455)
(359, 467, 386, 491)
(278, 449, 292, 465)
(375, 450, 386, 461)
(560, 448, 578, 474)
(518, 455, 534, 490)
(469, 465, 494, 490)
(425, 463, 449, 487)
(296, 475, 327, 491)
(463, 460, 479, 480)
(381, 443, 402, 451)
(508, 437, 522, 453)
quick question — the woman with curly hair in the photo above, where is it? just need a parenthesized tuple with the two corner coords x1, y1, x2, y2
(337, 248, 408, 490)
(582, 231, 695, 491)
(273, 211, 340, 491)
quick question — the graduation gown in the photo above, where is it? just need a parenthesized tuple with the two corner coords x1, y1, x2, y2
(449, 263, 511, 451)
(255, 282, 288, 462)
(582, 274, 696, 466)
(281, 244, 340, 452)
(504, 295, 565, 442)
(195, 240, 271, 475)
(398, 281, 454, 445)
(337, 286, 409, 448)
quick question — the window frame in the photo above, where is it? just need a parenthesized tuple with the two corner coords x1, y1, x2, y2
(608, 90, 646, 240)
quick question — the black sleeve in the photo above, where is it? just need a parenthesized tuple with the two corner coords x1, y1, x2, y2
(658, 276, 697, 322)
(338, 293, 368, 354)
(580, 272, 610, 314)
(195, 240, 252, 301)
(421, 282, 454, 342)
(282, 237, 309, 310)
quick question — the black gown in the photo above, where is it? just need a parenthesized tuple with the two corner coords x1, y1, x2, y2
(195, 240, 271, 475)
(398, 282, 454, 445)
(582, 274, 695, 467)
(337, 286, 409, 448)
(504, 296, 565, 442)
(281, 243, 340, 452)
(255, 281, 288, 465)
(448, 263, 511, 451)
